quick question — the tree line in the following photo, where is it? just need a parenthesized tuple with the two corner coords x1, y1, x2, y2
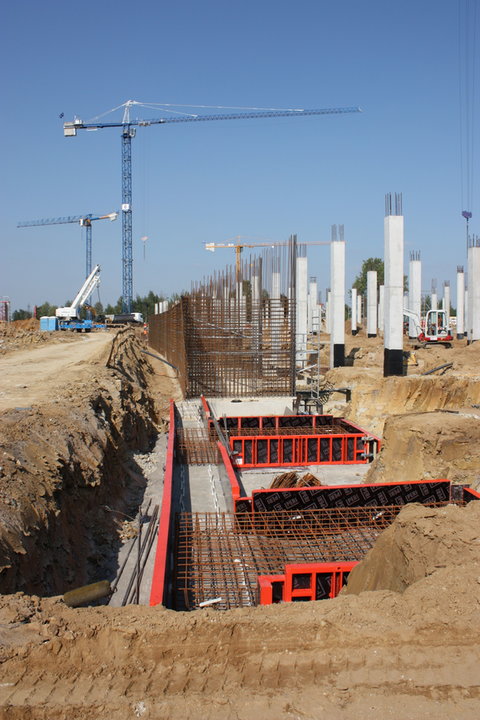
(12, 290, 171, 322)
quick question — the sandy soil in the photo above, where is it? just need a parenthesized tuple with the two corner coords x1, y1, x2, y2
(0, 332, 113, 411)
(0, 503, 479, 719)
(0, 321, 480, 719)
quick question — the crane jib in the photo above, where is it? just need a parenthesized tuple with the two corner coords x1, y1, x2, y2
(63, 103, 361, 313)
(67, 106, 362, 131)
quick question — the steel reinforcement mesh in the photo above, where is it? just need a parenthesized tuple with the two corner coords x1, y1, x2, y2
(173, 506, 421, 610)
(149, 295, 295, 398)
(176, 428, 221, 465)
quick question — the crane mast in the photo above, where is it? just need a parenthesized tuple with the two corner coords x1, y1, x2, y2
(64, 101, 361, 312)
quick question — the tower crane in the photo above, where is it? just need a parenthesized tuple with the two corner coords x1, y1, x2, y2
(18, 212, 118, 278)
(205, 237, 331, 282)
(63, 100, 361, 312)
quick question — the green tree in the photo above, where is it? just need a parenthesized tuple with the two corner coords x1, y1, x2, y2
(353, 258, 408, 295)
(352, 258, 384, 295)
(12, 309, 32, 321)
(132, 290, 164, 319)
(35, 301, 57, 318)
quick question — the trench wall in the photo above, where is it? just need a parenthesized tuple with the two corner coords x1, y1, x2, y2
(0, 331, 158, 596)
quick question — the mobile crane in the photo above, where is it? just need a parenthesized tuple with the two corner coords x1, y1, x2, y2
(55, 265, 101, 331)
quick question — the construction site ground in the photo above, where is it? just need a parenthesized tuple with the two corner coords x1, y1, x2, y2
(0, 320, 480, 719)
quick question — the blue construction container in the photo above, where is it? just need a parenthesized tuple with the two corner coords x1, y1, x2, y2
(40, 316, 58, 331)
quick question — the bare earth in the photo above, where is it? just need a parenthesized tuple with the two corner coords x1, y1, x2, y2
(0, 321, 479, 719)
(0, 333, 113, 411)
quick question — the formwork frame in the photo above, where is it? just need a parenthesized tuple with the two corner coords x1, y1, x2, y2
(258, 561, 357, 604)
(173, 504, 451, 611)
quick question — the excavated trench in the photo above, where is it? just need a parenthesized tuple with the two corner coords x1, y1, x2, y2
(1, 328, 479, 603)
(0, 330, 167, 597)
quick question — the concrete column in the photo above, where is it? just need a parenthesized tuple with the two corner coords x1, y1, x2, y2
(443, 281, 451, 320)
(367, 271, 377, 337)
(330, 233, 345, 368)
(378, 285, 385, 333)
(456, 266, 465, 338)
(351, 287, 358, 335)
(308, 277, 317, 334)
(408, 252, 421, 338)
(325, 289, 331, 333)
(431, 279, 438, 311)
(465, 287, 468, 337)
(357, 294, 362, 326)
(467, 241, 480, 341)
(239, 284, 247, 328)
(251, 259, 262, 356)
(295, 252, 308, 364)
(271, 261, 281, 359)
(252, 268, 261, 304)
(384, 194, 404, 376)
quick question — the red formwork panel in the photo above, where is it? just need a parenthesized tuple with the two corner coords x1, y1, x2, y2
(149, 400, 176, 607)
(235, 478, 454, 515)
(217, 441, 241, 505)
(201, 397, 382, 469)
(258, 561, 358, 605)
(465, 487, 480, 500)
(230, 432, 371, 468)
(209, 413, 362, 433)
(200, 395, 211, 422)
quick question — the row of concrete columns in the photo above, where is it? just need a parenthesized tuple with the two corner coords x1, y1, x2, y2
(351, 254, 479, 344)
(154, 300, 169, 313)
(294, 209, 480, 375)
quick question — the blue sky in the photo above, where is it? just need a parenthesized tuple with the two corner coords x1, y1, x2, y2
(2, 0, 478, 310)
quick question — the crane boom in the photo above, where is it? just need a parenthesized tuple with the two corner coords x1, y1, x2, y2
(205, 239, 331, 281)
(64, 101, 362, 311)
(56, 264, 101, 320)
(18, 212, 117, 278)
(17, 212, 118, 228)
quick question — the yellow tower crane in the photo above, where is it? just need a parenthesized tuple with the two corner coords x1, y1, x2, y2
(205, 236, 330, 282)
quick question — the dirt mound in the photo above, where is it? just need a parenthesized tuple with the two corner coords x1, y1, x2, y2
(326, 364, 480, 436)
(365, 410, 480, 487)
(345, 501, 480, 594)
(9, 318, 39, 330)
(0, 318, 79, 355)
(0, 504, 479, 719)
